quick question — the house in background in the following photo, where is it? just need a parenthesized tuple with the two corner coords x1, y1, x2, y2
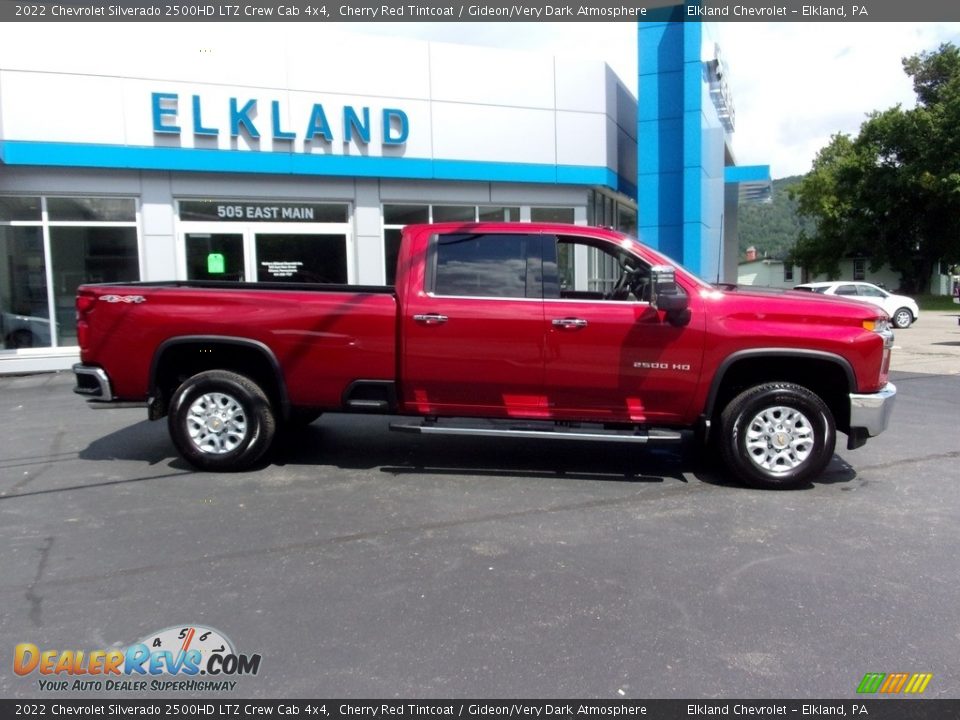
(737, 247, 951, 293)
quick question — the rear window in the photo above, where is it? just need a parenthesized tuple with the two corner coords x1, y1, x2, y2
(432, 233, 534, 298)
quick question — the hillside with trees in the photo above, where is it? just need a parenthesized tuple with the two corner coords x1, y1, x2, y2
(737, 176, 815, 261)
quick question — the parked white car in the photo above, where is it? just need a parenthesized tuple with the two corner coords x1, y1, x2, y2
(793, 281, 920, 329)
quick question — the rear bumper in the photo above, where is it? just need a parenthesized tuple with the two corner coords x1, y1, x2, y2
(73, 364, 146, 409)
(73, 363, 114, 401)
(848, 382, 897, 446)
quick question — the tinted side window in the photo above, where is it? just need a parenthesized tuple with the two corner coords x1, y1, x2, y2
(835, 284, 858, 296)
(858, 285, 885, 298)
(433, 233, 534, 298)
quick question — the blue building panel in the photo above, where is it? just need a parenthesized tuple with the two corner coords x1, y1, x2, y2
(637, 118, 684, 175)
(637, 71, 685, 122)
(638, 168, 682, 233)
(638, 23, 685, 77)
(638, 15, 752, 282)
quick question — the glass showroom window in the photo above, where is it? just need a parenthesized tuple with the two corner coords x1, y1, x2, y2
(381, 204, 520, 285)
(0, 196, 139, 350)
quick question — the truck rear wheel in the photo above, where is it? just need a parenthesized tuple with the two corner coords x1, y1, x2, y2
(719, 382, 835, 490)
(168, 370, 276, 472)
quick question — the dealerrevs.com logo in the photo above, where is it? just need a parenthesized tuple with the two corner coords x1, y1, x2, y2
(14, 625, 261, 692)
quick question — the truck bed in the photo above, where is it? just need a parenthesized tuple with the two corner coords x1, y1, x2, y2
(77, 282, 399, 408)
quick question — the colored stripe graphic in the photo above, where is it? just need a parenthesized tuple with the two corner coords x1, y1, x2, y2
(857, 672, 932, 694)
(904, 673, 933, 694)
(880, 673, 909, 693)
(857, 673, 886, 693)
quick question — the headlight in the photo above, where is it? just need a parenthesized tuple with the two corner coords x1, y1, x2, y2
(862, 318, 891, 333)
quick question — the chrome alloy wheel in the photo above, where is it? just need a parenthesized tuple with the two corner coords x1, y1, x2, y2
(186, 392, 248, 455)
(744, 405, 814, 475)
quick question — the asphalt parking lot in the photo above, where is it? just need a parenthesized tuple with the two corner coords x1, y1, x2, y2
(1, 311, 959, 699)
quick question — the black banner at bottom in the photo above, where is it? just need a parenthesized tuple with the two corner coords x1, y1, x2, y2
(2, 699, 957, 720)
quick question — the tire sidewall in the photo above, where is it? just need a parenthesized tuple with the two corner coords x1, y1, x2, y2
(892, 307, 913, 329)
(723, 384, 835, 490)
(168, 371, 273, 471)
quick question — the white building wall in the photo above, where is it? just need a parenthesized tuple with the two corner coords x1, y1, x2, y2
(0, 31, 629, 179)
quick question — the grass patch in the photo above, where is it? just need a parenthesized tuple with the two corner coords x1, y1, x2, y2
(916, 295, 960, 311)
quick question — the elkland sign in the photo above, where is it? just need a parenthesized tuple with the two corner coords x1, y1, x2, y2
(151, 92, 410, 147)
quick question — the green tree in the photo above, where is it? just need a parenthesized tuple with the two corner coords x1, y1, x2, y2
(790, 43, 960, 292)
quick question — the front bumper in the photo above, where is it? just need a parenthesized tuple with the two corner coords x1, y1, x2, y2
(847, 382, 897, 448)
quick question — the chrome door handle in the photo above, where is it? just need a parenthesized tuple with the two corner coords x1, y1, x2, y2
(552, 317, 588, 329)
(413, 313, 449, 325)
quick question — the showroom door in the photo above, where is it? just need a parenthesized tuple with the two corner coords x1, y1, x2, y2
(252, 230, 349, 284)
(184, 231, 246, 281)
(177, 201, 353, 284)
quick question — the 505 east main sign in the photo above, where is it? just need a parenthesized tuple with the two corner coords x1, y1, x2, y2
(151, 92, 410, 146)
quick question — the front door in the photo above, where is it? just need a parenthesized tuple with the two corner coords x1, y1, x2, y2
(541, 234, 704, 425)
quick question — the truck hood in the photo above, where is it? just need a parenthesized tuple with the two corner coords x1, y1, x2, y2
(707, 285, 888, 324)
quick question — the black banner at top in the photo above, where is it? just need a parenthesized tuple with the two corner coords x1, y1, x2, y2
(0, 0, 957, 22)
(0, 699, 958, 719)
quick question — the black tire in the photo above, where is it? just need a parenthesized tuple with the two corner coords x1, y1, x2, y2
(168, 370, 276, 472)
(892, 307, 913, 329)
(718, 382, 835, 490)
(7, 329, 36, 348)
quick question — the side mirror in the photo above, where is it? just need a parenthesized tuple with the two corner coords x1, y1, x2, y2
(650, 265, 690, 326)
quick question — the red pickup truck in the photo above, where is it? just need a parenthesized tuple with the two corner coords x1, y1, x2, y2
(73, 222, 896, 490)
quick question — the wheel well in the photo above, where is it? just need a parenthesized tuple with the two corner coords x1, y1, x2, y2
(709, 356, 852, 433)
(150, 339, 287, 420)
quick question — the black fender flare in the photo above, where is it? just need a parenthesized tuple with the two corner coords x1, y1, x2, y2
(703, 348, 856, 419)
(149, 335, 290, 420)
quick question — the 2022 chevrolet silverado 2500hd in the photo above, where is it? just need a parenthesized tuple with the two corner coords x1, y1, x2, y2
(72, 222, 896, 490)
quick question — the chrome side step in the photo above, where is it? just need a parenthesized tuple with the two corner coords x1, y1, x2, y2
(390, 421, 682, 444)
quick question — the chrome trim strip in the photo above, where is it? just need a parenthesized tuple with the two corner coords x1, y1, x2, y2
(390, 424, 683, 444)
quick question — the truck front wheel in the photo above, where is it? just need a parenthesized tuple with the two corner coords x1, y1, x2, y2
(719, 382, 835, 490)
(168, 370, 276, 472)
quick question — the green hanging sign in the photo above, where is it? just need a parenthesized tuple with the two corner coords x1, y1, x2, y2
(207, 253, 225, 274)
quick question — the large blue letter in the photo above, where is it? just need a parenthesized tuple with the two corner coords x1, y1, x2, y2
(343, 106, 371, 144)
(271, 100, 296, 140)
(151, 92, 180, 134)
(229, 98, 260, 139)
(382, 108, 409, 145)
(304, 104, 333, 142)
(192, 95, 218, 136)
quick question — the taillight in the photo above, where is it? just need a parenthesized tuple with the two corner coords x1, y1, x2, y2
(76, 291, 95, 350)
(76, 293, 96, 316)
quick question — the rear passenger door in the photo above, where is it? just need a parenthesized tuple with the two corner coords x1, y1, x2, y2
(401, 231, 547, 417)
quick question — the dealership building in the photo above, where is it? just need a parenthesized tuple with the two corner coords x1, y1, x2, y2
(0, 20, 769, 374)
